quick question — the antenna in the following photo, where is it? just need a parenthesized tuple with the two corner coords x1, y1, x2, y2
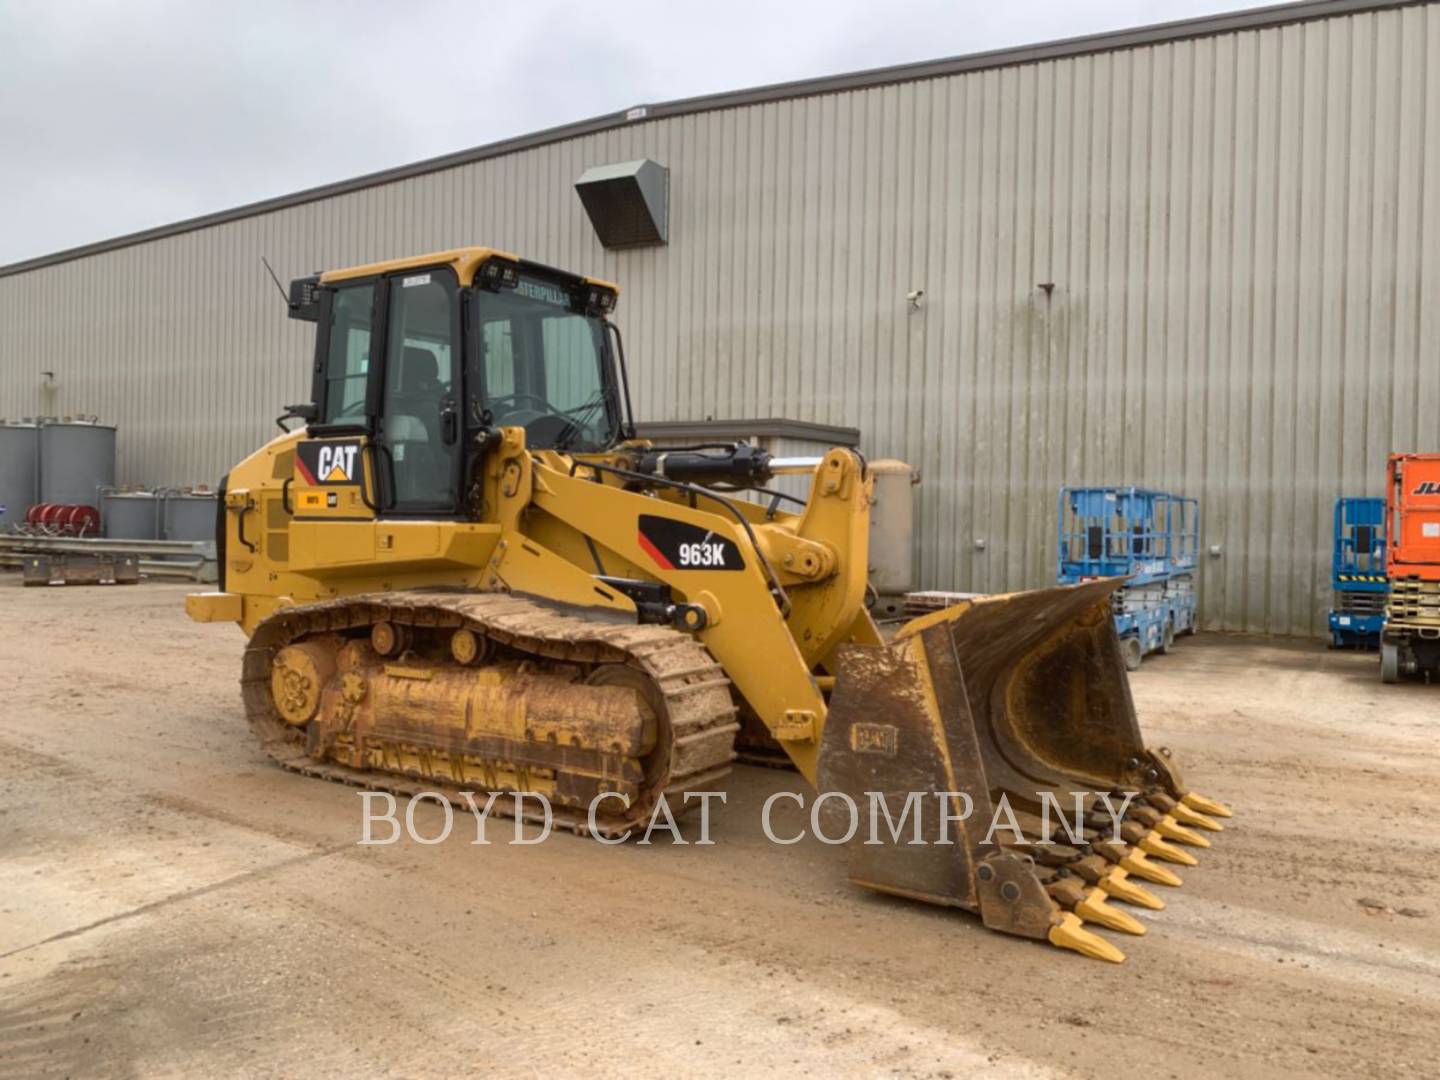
(261, 256, 290, 308)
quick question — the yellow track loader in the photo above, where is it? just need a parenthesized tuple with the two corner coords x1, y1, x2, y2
(187, 247, 1230, 962)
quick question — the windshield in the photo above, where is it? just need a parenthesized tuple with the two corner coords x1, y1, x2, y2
(470, 278, 617, 451)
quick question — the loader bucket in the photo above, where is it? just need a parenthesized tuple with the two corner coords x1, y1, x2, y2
(818, 579, 1230, 962)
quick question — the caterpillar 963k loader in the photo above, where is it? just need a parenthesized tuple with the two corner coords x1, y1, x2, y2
(187, 247, 1231, 962)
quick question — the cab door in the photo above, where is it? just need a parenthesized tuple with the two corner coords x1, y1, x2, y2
(292, 278, 381, 522)
(375, 269, 463, 516)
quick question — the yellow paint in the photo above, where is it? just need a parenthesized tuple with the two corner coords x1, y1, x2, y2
(319, 245, 619, 294)
(1137, 831, 1199, 866)
(1154, 816, 1210, 848)
(1075, 886, 1146, 936)
(1170, 802, 1223, 831)
(1181, 791, 1234, 818)
(1047, 912, 1125, 963)
(1120, 849, 1183, 887)
(1098, 867, 1164, 910)
(185, 591, 242, 622)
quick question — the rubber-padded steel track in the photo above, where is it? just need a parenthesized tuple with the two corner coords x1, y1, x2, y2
(240, 591, 740, 837)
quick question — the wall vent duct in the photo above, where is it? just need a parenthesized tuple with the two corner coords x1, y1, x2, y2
(575, 159, 668, 248)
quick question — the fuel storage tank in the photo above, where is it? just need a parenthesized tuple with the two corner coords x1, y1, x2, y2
(0, 421, 40, 529)
(38, 418, 116, 508)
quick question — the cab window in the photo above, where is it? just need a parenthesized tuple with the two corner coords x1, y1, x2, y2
(541, 314, 603, 412)
(481, 320, 515, 398)
(471, 280, 613, 450)
(322, 284, 374, 423)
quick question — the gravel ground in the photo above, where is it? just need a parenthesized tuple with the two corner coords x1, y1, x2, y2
(1, 578, 1436, 1078)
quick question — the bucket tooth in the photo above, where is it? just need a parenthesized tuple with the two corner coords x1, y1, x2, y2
(1155, 817, 1210, 848)
(1121, 848, 1183, 887)
(1048, 912, 1125, 963)
(1182, 791, 1233, 819)
(1170, 802, 1224, 831)
(1059, 852, 1164, 910)
(1127, 804, 1166, 829)
(1075, 886, 1146, 936)
(1099, 867, 1165, 910)
(1138, 831, 1199, 866)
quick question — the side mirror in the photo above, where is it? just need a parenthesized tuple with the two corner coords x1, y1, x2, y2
(276, 402, 318, 433)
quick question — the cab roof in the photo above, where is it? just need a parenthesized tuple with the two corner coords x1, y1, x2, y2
(319, 246, 619, 293)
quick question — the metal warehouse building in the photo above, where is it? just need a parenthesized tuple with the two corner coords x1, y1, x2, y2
(1, 0, 1436, 636)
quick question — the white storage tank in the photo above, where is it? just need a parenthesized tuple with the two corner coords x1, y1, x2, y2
(39, 418, 116, 508)
(868, 459, 920, 617)
(0, 421, 39, 528)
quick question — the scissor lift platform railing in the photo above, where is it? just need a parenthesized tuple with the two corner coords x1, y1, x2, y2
(1058, 486, 1199, 670)
(1329, 496, 1387, 649)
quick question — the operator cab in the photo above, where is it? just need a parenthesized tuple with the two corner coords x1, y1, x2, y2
(289, 249, 628, 517)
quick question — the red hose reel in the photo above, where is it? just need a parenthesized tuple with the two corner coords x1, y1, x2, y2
(23, 503, 101, 535)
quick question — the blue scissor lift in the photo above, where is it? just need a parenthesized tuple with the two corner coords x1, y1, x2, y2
(1058, 487, 1199, 671)
(1328, 496, 1387, 649)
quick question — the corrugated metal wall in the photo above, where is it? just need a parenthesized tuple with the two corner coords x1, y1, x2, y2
(2, 2, 1436, 635)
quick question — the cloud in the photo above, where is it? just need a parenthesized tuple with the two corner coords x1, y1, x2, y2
(0, 0, 1265, 264)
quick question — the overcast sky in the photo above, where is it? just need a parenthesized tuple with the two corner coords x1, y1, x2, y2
(1, 0, 1272, 265)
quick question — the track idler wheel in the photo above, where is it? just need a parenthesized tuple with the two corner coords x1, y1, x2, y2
(271, 639, 339, 725)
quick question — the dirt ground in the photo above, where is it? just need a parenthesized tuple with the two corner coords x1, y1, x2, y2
(0, 578, 1436, 1079)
